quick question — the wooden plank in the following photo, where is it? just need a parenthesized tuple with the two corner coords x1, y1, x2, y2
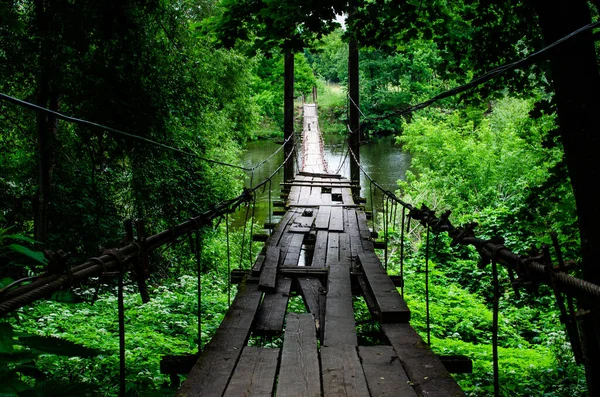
(259, 245, 280, 290)
(276, 313, 321, 397)
(381, 323, 465, 397)
(321, 345, 370, 397)
(288, 186, 301, 206)
(323, 250, 357, 347)
(315, 206, 331, 229)
(223, 347, 280, 397)
(177, 283, 263, 397)
(255, 276, 293, 335)
(308, 186, 322, 205)
(358, 346, 417, 397)
(329, 206, 344, 232)
(346, 209, 363, 259)
(357, 253, 410, 323)
(252, 254, 265, 276)
(339, 233, 351, 263)
(298, 171, 342, 178)
(312, 230, 328, 267)
(290, 215, 314, 233)
(356, 210, 375, 251)
(341, 187, 354, 205)
(282, 183, 356, 188)
(297, 277, 325, 330)
(299, 186, 312, 204)
(326, 232, 340, 265)
(283, 233, 305, 267)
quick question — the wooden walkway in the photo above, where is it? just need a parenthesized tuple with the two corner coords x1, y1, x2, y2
(176, 104, 465, 397)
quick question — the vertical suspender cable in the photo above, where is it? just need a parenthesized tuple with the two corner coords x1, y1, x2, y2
(195, 230, 203, 352)
(225, 212, 231, 307)
(249, 192, 257, 268)
(400, 206, 406, 297)
(492, 250, 500, 397)
(118, 264, 126, 396)
(383, 196, 389, 272)
(425, 225, 431, 346)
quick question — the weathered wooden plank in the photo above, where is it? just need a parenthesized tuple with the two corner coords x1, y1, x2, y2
(358, 346, 417, 397)
(346, 209, 363, 259)
(299, 186, 312, 204)
(323, 247, 357, 347)
(252, 254, 266, 276)
(276, 313, 321, 397)
(357, 252, 410, 323)
(341, 187, 354, 205)
(329, 206, 344, 232)
(321, 345, 370, 397)
(177, 283, 263, 397)
(381, 323, 465, 397)
(223, 347, 280, 397)
(288, 186, 301, 206)
(308, 186, 323, 205)
(312, 230, 328, 267)
(259, 245, 280, 290)
(356, 210, 375, 251)
(298, 171, 342, 178)
(315, 206, 331, 229)
(339, 232, 351, 263)
(326, 232, 340, 265)
(297, 277, 324, 327)
(255, 276, 293, 335)
(282, 183, 357, 188)
(290, 215, 314, 233)
(283, 233, 305, 267)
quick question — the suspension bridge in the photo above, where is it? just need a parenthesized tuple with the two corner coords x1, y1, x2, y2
(176, 104, 464, 397)
(2, 19, 600, 394)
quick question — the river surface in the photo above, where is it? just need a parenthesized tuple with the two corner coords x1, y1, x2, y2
(234, 134, 411, 227)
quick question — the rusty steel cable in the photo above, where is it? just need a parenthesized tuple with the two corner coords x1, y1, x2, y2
(346, 144, 600, 304)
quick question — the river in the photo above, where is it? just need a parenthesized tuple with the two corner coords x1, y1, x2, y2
(234, 134, 411, 227)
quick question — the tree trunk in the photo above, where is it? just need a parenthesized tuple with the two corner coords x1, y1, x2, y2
(284, 50, 295, 181)
(530, 0, 600, 393)
(34, 0, 57, 247)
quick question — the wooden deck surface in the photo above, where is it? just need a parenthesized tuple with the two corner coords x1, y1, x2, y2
(177, 104, 464, 397)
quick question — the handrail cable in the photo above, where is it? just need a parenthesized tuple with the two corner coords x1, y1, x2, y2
(0, 141, 296, 316)
(388, 20, 600, 117)
(346, 142, 600, 303)
(0, 92, 292, 174)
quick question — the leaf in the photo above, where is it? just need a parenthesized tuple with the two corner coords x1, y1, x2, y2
(4, 234, 36, 244)
(0, 323, 14, 354)
(18, 336, 101, 358)
(7, 244, 47, 265)
(49, 290, 83, 303)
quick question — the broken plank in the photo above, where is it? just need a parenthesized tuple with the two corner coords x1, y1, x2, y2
(358, 346, 417, 397)
(283, 233, 305, 267)
(315, 206, 331, 229)
(329, 206, 344, 232)
(321, 345, 370, 397)
(381, 323, 465, 397)
(297, 277, 324, 323)
(177, 283, 262, 397)
(254, 276, 293, 335)
(357, 252, 410, 323)
(312, 230, 328, 267)
(298, 171, 342, 178)
(223, 347, 279, 397)
(356, 210, 375, 251)
(346, 209, 364, 258)
(276, 313, 321, 397)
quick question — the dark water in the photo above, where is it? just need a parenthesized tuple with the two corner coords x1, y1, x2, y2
(234, 134, 411, 227)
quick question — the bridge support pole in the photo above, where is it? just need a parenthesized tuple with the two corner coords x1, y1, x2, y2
(284, 51, 295, 182)
(348, 34, 360, 199)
